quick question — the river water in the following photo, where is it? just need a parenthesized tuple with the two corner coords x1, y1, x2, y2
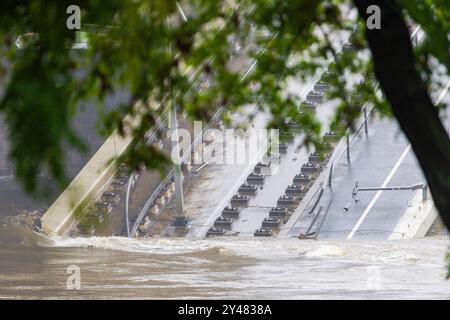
(0, 224, 448, 299)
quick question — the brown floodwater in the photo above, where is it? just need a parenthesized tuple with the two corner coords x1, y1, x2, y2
(0, 223, 449, 299)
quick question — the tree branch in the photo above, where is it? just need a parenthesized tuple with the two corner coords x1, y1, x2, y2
(353, 0, 450, 229)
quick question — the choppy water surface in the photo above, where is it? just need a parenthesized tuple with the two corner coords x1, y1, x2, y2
(0, 224, 448, 299)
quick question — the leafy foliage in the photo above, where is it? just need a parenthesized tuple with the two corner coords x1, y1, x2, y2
(0, 0, 448, 196)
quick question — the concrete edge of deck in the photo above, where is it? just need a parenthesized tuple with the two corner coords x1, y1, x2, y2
(389, 190, 438, 240)
(41, 131, 132, 236)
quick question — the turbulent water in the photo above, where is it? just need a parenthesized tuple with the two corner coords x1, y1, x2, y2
(0, 224, 449, 299)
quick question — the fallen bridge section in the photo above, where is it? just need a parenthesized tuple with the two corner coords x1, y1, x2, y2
(40, 103, 153, 236)
(41, 129, 131, 236)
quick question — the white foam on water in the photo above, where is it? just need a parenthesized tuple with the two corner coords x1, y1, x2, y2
(50, 236, 218, 255)
(49, 235, 447, 265)
(305, 244, 344, 257)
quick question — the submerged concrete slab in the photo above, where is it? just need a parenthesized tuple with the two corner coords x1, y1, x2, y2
(41, 130, 131, 236)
